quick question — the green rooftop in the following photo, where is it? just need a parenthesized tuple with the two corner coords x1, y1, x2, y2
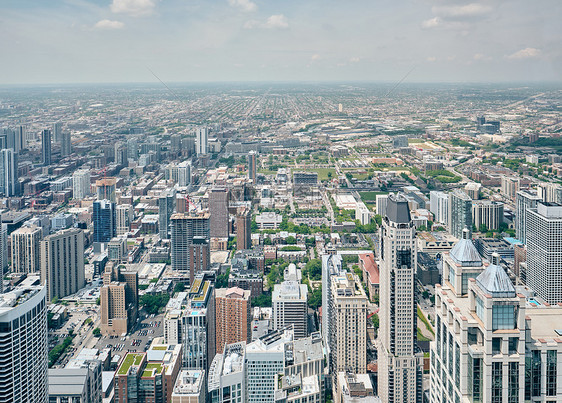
(152, 346, 167, 351)
(117, 353, 145, 375)
(142, 363, 164, 378)
(192, 281, 210, 302)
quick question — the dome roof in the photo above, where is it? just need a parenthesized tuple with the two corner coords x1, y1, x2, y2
(449, 229, 482, 267)
(475, 254, 516, 298)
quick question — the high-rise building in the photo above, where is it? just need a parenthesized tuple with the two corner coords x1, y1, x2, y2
(188, 237, 210, 283)
(248, 150, 257, 181)
(41, 129, 52, 166)
(48, 362, 102, 403)
(526, 202, 562, 304)
(60, 131, 71, 157)
(0, 276, 48, 403)
(100, 263, 138, 335)
(114, 142, 127, 166)
(377, 194, 423, 403)
(429, 190, 449, 225)
(177, 161, 192, 187)
(472, 200, 504, 231)
(16, 125, 26, 151)
(11, 226, 42, 274)
(171, 370, 206, 403)
(209, 187, 230, 238)
(116, 204, 134, 236)
(500, 175, 519, 200)
(195, 127, 208, 156)
(236, 207, 251, 251)
(376, 194, 389, 217)
(72, 169, 90, 200)
(215, 287, 251, 354)
(170, 213, 210, 279)
(96, 177, 117, 203)
(53, 122, 62, 142)
(538, 182, 562, 204)
(0, 148, 18, 197)
(273, 281, 308, 339)
(159, 189, 176, 240)
(515, 189, 542, 244)
(127, 137, 139, 161)
(448, 189, 472, 239)
(321, 253, 343, 356)
(40, 228, 85, 301)
(93, 200, 116, 243)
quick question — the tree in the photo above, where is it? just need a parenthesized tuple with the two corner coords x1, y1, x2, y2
(174, 283, 186, 293)
(93, 328, 101, 337)
(252, 293, 272, 307)
(216, 268, 231, 288)
(371, 313, 379, 332)
(263, 237, 272, 246)
(304, 259, 322, 281)
(308, 287, 322, 309)
(286, 236, 297, 245)
(140, 294, 170, 315)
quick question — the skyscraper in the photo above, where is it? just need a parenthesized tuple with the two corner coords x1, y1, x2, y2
(272, 281, 308, 339)
(209, 187, 230, 238)
(526, 202, 562, 304)
(100, 263, 138, 335)
(515, 189, 542, 244)
(429, 190, 448, 225)
(0, 148, 18, 197)
(40, 228, 85, 301)
(0, 276, 48, 403)
(248, 150, 257, 181)
(11, 226, 42, 274)
(41, 129, 51, 166)
(116, 204, 134, 236)
(60, 131, 71, 157)
(195, 127, 208, 156)
(377, 194, 423, 403)
(170, 213, 210, 277)
(214, 287, 251, 355)
(236, 207, 251, 250)
(53, 122, 62, 142)
(96, 177, 117, 203)
(472, 200, 504, 231)
(158, 189, 176, 240)
(177, 161, 191, 187)
(93, 200, 116, 243)
(72, 169, 90, 200)
(448, 189, 472, 239)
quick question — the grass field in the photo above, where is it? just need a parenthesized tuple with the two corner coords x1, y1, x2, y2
(310, 168, 336, 181)
(359, 191, 388, 202)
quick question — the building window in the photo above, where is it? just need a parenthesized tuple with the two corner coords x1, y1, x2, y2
(491, 362, 502, 403)
(508, 362, 519, 403)
(492, 305, 516, 330)
(475, 296, 484, 322)
(547, 350, 557, 396)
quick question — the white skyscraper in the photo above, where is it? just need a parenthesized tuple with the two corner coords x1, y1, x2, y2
(116, 204, 134, 236)
(429, 190, 449, 225)
(11, 226, 43, 274)
(377, 194, 423, 403)
(196, 127, 208, 156)
(515, 189, 542, 244)
(178, 161, 192, 187)
(0, 148, 18, 197)
(72, 169, 90, 200)
(0, 276, 48, 403)
(272, 281, 308, 339)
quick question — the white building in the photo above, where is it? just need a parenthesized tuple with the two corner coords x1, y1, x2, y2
(515, 189, 542, 244)
(48, 362, 102, 403)
(116, 204, 134, 236)
(178, 161, 192, 187)
(355, 201, 370, 225)
(472, 200, 504, 231)
(196, 127, 208, 156)
(256, 212, 283, 230)
(377, 194, 423, 403)
(272, 281, 308, 339)
(0, 148, 18, 197)
(375, 194, 389, 217)
(335, 372, 380, 403)
(429, 190, 449, 225)
(171, 370, 206, 403)
(11, 225, 42, 274)
(208, 342, 246, 403)
(72, 169, 91, 200)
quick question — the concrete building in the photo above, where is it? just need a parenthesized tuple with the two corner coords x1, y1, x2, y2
(195, 127, 208, 156)
(0, 276, 48, 403)
(472, 200, 504, 231)
(48, 363, 102, 403)
(293, 171, 318, 185)
(42, 128, 51, 166)
(236, 207, 251, 251)
(273, 281, 308, 339)
(209, 187, 230, 238)
(248, 150, 257, 181)
(177, 161, 192, 187)
(215, 287, 251, 354)
(108, 237, 127, 263)
(275, 373, 321, 403)
(100, 264, 138, 335)
(335, 372, 379, 403)
(0, 148, 18, 197)
(40, 228, 85, 301)
(208, 342, 246, 403)
(355, 201, 370, 225)
(322, 253, 343, 357)
(116, 204, 134, 236)
(376, 194, 389, 217)
(96, 178, 117, 203)
(500, 175, 519, 200)
(93, 200, 116, 243)
(171, 370, 206, 403)
(11, 225, 42, 274)
(60, 131, 71, 157)
(377, 194, 423, 403)
(170, 213, 210, 280)
(526, 202, 562, 304)
(464, 182, 481, 200)
(72, 169, 91, 200)
(516, 189, 542, 244)
(159, 189, 176, 240)
(448, 189, 472, 239)
(256, 212, 283, 230)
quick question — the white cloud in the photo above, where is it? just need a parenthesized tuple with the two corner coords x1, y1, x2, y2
(110, 0, 155, 17)
(94, 19, 125, 30)
(473, 53, 484, 60)
(421, 17, 440, 29)
(349, 57, 360, 63)
(426, 56, 437, 62)
(507, 47, 541, 60)
(311, 54, 321, 61)
(432, 3, 492, 19)
(227, 0, 257, 12)
(244, 14, 289, 29)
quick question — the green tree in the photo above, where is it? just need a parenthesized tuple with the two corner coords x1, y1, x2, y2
(140, 294, 170, 315)
(174, 283, 186, 293)
(308, 287, 322, 309)
(93, 328, 101, 337)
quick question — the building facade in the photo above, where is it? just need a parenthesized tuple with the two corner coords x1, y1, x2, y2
(93, 200, 116, 243)
(448, 189, 472, 239)
(273, 281, 308, 340)
(215, 287, 251, 354)
(11, 225, 42, 274)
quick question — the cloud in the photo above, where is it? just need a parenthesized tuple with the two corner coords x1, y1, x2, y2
(94, 19, 125, 30)
(110, 0, 155, 17)
(311, 54, 321, 61)
(227, 0, 257, 12)
(426, 56, 437, 62)
(244, 14, 289, 29)
(473, 53, 484, 60)
(432, 3, 492, 19)
(421, 17, 440, 29)
(507, 47, 541, 60)
(349, 57, 360, 63)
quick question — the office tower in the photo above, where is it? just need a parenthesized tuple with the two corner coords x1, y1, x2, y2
(248, 150, 257, 181)
(170, 134, 182, 152)
(0, 222, 5, 287)
(171, 370, 206, 403)
(17, 125, 25, 151)
(378, 194, 423, 403)
(40, 228, 85, 301)
(273, 281, 308, 339)
(159, 189, 176, 240)
(448, 189, 472, 239)
(177, 161, 192, 187)
(500, 175, 519, 200)
(96, 177, 117, 202)
(209, 187, 230, 238)
(429, 190, 448, 225)
(53, 122, 62, 142)
(60, 131, 71, 156)
(41, 129, 52, 166)
(195, 127, 208, 156)
(207, 342, 246, 403)
(0, 148, 18, 197)
(11, 225, 42, 274)
(72, 169, 90, 200)
(236, 207, 251, 250)
(472, 200, 504, 231)
(114, 343, 182, 403)
(170, 212, 210, 275)
(48, 361, 102, 403)
(100, 263, 138, 335)
(464, 182, 481, 200)
(515, 189, 542, 243)
(0, 276, 48, 403)
(188, 237, 210, 283)
(93, 200, 116, 243)
(526, 202, 562, 303)
(127, 137, 139, 161)
(215, 287, 251, 354)
(114, 142, 127, 166)
(429, 253, 562, 403)
(116, 204, 134, 236)
(322, 253, 343, 355)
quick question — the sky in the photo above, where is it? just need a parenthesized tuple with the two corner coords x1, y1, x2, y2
(0, 0, 561, 84)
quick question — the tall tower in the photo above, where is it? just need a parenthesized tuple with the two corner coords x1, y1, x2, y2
(52, 122, 62, 143)
(41, 129, 51, 166)
(448, 189, 472, 239)
(248, 150, 257, 181)
(0, 148, 18, 197)
(116, 204, 134, 236)
(170, 213, 210, 279)
(11, 226, 42, 274)
(60, 131, 71, 157)
(195, 127, 208, 156)
(378, 194, 423, 403)
(158, 189, 176, 240)
(209, 187, 230, 239)
(515, 189, 542, 244)
(93, 200, 116, 243)
(72, 169, 90, 200)
(236, 207, 251, 250)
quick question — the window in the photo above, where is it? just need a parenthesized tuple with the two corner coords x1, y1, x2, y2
(475, 296, 484, 321)
(491, 362, 502, 403)
(508, 362, 519, 403)
(492, 305, 516, 330)
(492, 338, 501, 355)
(547, 350, 557, 396)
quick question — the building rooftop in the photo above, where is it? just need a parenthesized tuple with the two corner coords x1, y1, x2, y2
(475, 256, 516, 298)
(0, 276, 43, 312)
(48, 368, 89, 396)
(116, 353, 145, 376)
(273, 281, 307, 301)
(172, 370, 205, 396)
(449, 229, 482, 267)
(386, 193, 411, 223)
